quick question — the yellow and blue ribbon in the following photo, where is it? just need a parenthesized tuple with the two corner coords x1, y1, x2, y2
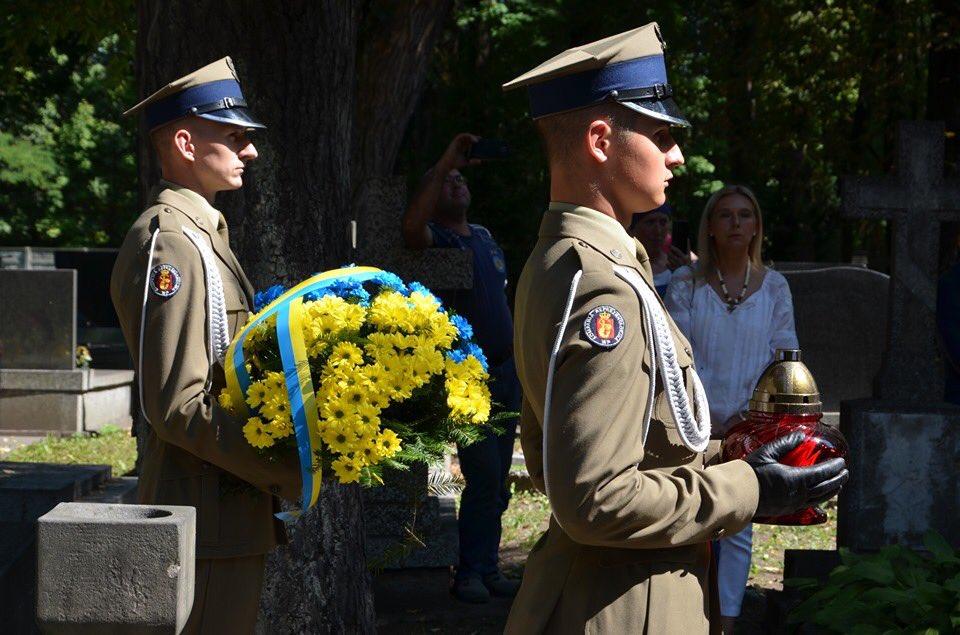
(224, 266, 382, 513)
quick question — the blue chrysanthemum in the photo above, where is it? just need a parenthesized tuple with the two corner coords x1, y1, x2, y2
(446, 349, 468, 364)
(254, 284, 286, 312)
(450, 314, 474, 342)
(372, 272, 408, 296)
(463, 342, 488, 371)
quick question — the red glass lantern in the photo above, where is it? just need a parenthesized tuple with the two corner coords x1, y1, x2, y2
(721, 349, 848, 525)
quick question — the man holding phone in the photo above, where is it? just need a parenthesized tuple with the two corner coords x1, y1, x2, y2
(629, 202, 695, 296)
(402, 134, 522, 603)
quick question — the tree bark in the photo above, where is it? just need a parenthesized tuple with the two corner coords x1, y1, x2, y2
(135, 1, 451, 631)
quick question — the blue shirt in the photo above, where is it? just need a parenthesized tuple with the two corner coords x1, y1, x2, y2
(429, 222, 514, 366)
(937, 262, 960, 405)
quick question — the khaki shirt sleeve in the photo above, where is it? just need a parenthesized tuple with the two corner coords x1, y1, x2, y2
(543, 271, 758, 549)
(519, 394, 545, 495)
(138, 231, 301, 501)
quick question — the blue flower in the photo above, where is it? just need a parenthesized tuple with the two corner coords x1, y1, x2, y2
(254, 284, 286, 312)
(327, 279, 371, 304)
(372, 272, 408, 295)
(446, 349, 467, 364)
(408, 280, 439, 301)
(463, 342, 488, 372)
(450, 314, 474, 342)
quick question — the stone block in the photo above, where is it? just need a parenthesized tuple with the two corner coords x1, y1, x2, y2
(37, 503, 195, 634)
(0, 269, 76, 370)
(838, 399, 960, 551)
(0, 368, 134, 434)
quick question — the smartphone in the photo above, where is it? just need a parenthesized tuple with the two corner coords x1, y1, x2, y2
(468, 138, 511, 160)
(671, 220, 690, 253)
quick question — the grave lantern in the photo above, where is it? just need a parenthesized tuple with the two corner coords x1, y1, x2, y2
(721, 349, 848, 525)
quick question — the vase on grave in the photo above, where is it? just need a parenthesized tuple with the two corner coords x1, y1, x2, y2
(721, 349, 848, 525)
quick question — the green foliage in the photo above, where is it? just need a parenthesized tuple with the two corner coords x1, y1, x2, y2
(787, 532, 960, 633)
(3, 425, 136, 477)
(399, 0, 948, 276)
(0, 3, 137, 247)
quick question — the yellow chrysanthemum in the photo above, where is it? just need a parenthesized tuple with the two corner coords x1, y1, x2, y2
(263, 371, 286, 392)
(322, 426, 356, 454)
(260, 395, 290, 421)
(267, 417, 294, 439)
(367, 391, 391, 410)
(358, 441, 381, 465)
(328, 341, 364, 368)
(243, 417, 275, 449)
(355, 403, 381, 429)
(217, 390, 237, 414)
(245, 381, 269, 409)
(362, 364, 389, 393)
(331, 455, 364, 484)
(341, 385, 366, 410)
(376, 429, 401, 458)
(321, 396, 355, 425)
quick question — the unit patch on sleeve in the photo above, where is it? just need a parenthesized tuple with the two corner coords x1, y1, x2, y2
(583, 305, 625, 348)
(150, 263, 182, 298)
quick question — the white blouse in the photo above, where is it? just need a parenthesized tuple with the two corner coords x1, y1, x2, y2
(664, 266, 799, 435)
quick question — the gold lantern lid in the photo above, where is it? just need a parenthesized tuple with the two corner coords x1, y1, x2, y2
(748, 349, 822, 415)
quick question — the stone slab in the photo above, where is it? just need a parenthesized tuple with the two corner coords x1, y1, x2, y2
(0, 369, 134, 434)
(779, 266, 888, 410)
(37, 502, 195, 634)
(0, 462, 110, 523)
(0, 269, 76, 370)
(838, 399, 960, 551)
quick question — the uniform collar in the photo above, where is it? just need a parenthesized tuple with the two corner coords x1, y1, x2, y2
(541, 202, 648, 272)
(158, 180, 223, 231)
(150, 182, 255, 305)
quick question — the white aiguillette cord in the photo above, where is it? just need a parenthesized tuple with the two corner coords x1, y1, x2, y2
(613, 265, 711, 452)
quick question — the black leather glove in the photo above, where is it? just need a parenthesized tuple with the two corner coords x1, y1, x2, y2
(744, 432, 849, 517)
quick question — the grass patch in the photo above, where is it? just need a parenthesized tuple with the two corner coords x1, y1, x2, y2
(497, 483, 837, 590)
(3, 426, 136, 477)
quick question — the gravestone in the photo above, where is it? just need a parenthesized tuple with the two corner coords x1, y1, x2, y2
(0, 269, 134, 435)
(776, 265, 889, 415)
(0, 462, 138, 634)
(258, 177, 475, 629)
(0, 246, 129, 369)
(836, 121, 960, 551)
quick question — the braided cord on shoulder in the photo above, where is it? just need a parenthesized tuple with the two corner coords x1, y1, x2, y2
(182, 227, 230, 364)
(614, 265, 711, 452)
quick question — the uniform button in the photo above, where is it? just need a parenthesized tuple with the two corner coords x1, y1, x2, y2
(578, 241, 588, 247)
(713, 528, 725, 538)
(684, 347, 692, 356)
(610, 248, 623, 259)
(163, 208, 172, 214)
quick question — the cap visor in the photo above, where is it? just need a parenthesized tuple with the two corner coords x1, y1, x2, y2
(619, 97, 690, 128)
(197, 106, 267, 130)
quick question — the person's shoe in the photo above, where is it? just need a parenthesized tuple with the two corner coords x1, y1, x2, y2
(482, 571, 521, 597)
(451, 576, 491, 604)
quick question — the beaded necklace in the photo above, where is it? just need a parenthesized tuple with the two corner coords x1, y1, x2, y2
(716, 262, 750, 312)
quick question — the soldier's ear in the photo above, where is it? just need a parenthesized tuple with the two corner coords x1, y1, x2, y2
(586, 119, 612, 164)
(173, 128, 195, 162)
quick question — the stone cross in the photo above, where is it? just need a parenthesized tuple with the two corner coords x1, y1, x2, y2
(352, 176, 473, 291)
(841, 121, 960, 402)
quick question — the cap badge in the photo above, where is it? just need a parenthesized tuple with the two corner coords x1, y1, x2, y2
(150, 263, 182, 298)
(583, 305, 625, 348)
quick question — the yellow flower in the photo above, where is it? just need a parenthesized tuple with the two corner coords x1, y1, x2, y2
(341, 385, 366, 410)
(320, 397, 356, 428)
(355, 404, 380, 429)
(260, 395, 291, 421)
(329, 341, 364, 368)
(368, 391, 391, 410)
(331, 455, 364, 484)
(243, 417, 275, 449)
(376, 428, 401, 458)
(358, 441, 381, 465)
(217, 390, 237, 414)
(263, 371, 286, 392)
(245, 381, 269, 408)
(266, 413, 293, 438)
(362, 364, 389, 392)
(322, 426, 355, 454)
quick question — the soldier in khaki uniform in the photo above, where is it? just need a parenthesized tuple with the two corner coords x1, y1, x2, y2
(112, 58, 300, 634)
(502, 25, 848, 633)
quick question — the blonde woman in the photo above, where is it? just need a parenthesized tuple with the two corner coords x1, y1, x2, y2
(664, 184, 798, 633)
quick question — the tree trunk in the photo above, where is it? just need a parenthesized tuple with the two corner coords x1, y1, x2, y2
(135, 1, 451, 631)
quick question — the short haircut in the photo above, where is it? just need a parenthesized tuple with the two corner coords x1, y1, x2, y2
(149, 121, 178, 161)
(534, 102, 636, 167)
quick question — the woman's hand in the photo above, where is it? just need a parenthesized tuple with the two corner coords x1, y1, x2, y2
(666, 246, 693, 271)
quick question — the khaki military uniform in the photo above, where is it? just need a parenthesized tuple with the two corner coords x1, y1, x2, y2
(506, 204, 759, 634)
(111, 182, 301, 634)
